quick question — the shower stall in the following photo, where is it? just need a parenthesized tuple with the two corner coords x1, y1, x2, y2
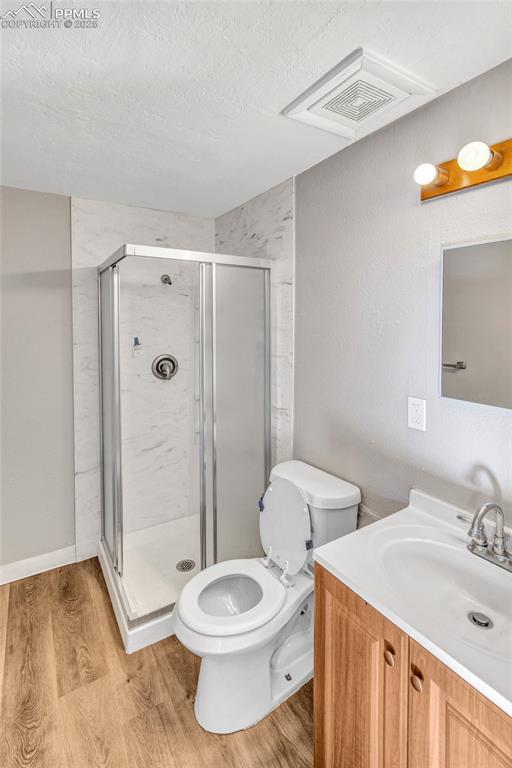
(98, 244, 271, 651)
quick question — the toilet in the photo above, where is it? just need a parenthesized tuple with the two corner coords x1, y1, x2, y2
(174, 460, 361, 734)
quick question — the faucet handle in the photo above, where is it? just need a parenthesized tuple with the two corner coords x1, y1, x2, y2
(492, 531, 508, 559)
(468, 521, 488, 548)
(491, 534, 511, 558)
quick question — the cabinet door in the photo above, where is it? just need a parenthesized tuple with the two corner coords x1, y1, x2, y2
(408, 639, 512, 768)
(314, 564, 408, 768)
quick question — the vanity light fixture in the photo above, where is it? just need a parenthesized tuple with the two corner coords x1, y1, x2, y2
(413, 163, 448, 187)
(415, 137, 512, 201)
(457, 141, 503, 172)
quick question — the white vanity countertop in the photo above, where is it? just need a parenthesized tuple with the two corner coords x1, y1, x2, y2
(314, 490, 512, 717)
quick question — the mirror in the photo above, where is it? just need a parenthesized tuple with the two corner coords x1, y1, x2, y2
(442, 238, 512, 409)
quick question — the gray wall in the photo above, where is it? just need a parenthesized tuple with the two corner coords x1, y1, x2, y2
(1, 187, 75, 564)
(294, 60, 512, 524)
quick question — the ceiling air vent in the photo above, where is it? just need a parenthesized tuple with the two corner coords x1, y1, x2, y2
(323, 80, 395, 122)
(282, 48, 435, 141)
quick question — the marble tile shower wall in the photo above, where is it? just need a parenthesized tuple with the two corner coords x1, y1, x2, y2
(119, 257, 200, 534)
(71, 198, 213, 558)
(215, 178, 295, 465)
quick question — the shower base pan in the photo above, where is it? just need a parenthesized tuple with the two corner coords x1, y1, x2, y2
(123, 514, 201, 616)
(99, 514, 200, 653)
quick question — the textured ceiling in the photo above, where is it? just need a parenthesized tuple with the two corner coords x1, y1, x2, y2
(1, 1, 511, 217)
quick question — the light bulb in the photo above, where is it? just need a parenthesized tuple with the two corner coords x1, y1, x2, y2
(457, 141, 502, 172)
(413, 163, 448, 186)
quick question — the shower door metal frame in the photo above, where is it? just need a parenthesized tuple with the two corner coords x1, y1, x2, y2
(98, 264, 124, 576)
(98, 244, 272, 627)
(199, 262, 212, 570)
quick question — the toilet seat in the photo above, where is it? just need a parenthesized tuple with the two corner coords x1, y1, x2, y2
(178, 559, 287, 637)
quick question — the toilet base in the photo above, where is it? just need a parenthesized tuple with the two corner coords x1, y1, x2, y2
(194, 643, 313, 734)
(174, 564, 316, 734)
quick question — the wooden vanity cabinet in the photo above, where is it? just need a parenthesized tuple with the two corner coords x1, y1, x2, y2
(314, 564, 512, 768)
(314, 564, 409, 768)
(408, 639, 512, 768)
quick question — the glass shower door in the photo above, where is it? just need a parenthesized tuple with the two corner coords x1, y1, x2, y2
(213, 264, 270, 562)
(99, 251, 271, 627)
(116, 256, 202, 619)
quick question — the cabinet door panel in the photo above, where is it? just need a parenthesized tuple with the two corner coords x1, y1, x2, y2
(314, 565, 408, 768)
(408, 639, 512, 768)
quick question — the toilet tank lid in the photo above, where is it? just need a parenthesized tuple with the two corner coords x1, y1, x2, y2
(270, 461, 361, 510)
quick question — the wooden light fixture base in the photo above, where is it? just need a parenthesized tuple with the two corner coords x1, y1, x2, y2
(420, 137, 512, 201)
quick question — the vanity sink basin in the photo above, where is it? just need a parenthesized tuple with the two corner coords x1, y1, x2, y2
(314, 490, 512, 716)
(380, 533, 512, 662)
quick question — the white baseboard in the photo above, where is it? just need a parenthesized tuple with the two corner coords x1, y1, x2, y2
(0, 545, 77, 586)
(98, 541, 175, 653)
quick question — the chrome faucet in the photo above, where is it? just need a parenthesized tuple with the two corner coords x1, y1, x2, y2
(467, 502, 511, 572)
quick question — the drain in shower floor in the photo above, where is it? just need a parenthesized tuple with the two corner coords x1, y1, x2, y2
(176, 559, 196, 573)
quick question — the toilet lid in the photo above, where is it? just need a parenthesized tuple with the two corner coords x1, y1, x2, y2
(259, 476, 311, 575)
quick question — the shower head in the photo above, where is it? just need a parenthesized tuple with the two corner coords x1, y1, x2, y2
(161, 274, 172, 285)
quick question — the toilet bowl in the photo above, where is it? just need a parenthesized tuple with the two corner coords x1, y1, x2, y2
(175, 460, 360, 734)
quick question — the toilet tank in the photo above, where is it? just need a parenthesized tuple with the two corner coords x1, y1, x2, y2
(270, 460, 361, 548)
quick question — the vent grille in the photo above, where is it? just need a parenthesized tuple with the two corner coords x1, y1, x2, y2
(323, 80, 395, 122)
(282, 48, 435, 139)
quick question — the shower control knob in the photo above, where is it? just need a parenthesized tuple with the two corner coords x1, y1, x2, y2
(152, 354, 178, 380)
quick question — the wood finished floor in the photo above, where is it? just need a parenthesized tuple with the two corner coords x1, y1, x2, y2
(0, 558, 313, 768)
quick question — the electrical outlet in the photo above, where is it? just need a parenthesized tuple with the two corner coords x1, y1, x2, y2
(408, 397, 426, 431)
